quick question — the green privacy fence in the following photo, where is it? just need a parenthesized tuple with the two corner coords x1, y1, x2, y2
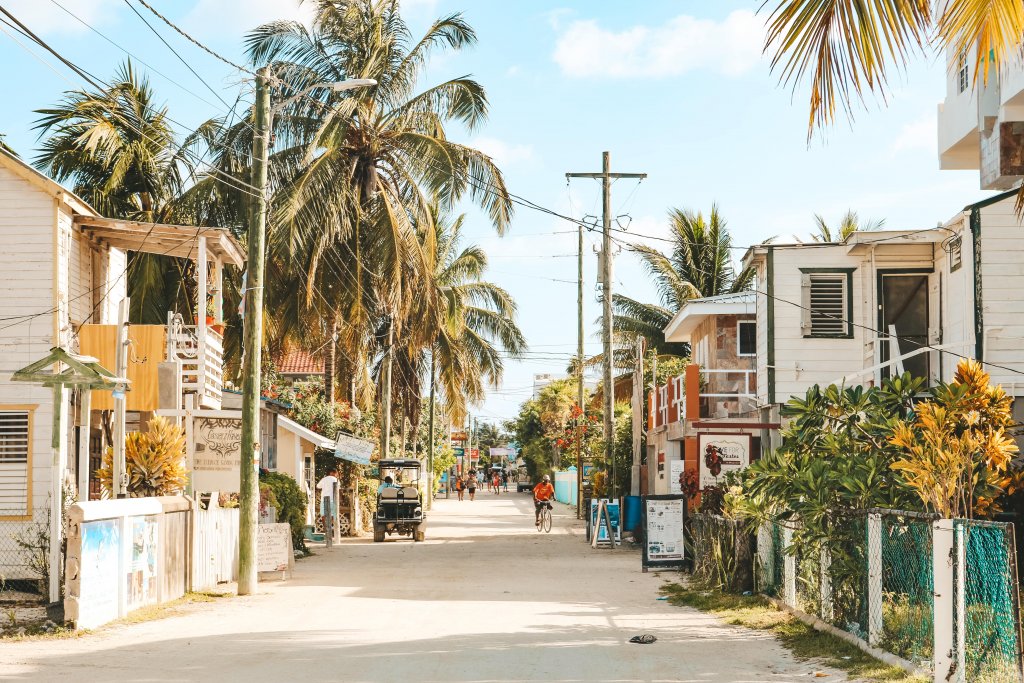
(701, 509, 1024, 681)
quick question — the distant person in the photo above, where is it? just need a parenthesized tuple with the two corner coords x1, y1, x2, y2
(502, 470, 509, 492)
(456, 475, 465, 501)
(492, 471, 501, 495)
(532, 475, 555, 528)
(467, 471, 477, 501)
(316, 468, 339, 542)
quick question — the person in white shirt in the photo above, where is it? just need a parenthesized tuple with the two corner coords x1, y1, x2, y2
(316, 468, 339, 539)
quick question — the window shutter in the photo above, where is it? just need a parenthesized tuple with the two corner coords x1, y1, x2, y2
(807, 274, 847, 336)
(0, 410, 29, 515)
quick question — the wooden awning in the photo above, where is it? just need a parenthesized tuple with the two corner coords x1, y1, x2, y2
(74, 216, 245, 267)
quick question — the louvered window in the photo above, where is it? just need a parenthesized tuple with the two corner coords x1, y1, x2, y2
(0, 410, 29, 516)
(801, 271, 853, 337)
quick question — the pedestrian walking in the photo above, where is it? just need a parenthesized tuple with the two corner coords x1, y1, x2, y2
(502, 469, 509, 493)
(468, 471, 477, 501)
(456, 475, 465, 501)
(316, 467, 339, 547)
(492, 471, 501, 495)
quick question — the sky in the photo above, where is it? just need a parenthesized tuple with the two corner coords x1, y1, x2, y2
(0, 0, 994, 427)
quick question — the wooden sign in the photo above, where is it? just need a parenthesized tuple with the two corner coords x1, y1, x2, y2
(257, 523, 292, 574)
(193, 417, 242, 493)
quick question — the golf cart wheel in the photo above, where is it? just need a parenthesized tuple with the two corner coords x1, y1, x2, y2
(373, 523, 385, 543)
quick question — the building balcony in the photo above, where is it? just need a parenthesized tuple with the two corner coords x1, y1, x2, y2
(648, 365, 757, 432)
(167, 313, 224, 410)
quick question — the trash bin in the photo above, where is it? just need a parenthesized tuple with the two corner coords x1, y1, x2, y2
(623, 495, 642, 534)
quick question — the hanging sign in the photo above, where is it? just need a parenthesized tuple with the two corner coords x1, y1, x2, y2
(669, 460, 686, 494)
(642, 494, 686, 571)
(698, 433, 751, 488)
(334, 432, 374, 465)
(193, 417, 243, 493)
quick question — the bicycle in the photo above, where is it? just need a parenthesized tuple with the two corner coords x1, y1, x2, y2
(536, 500, 552, 533)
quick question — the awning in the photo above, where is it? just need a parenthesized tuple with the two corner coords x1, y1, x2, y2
(276, 415, 334, 450)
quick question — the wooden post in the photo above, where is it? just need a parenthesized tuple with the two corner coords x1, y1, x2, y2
(783, 524, 796, 608)
(49, 383, 65, 603)
(867, 512, 884, 646)
(77, 389, 91, 501)
(113, 297, 129, 498)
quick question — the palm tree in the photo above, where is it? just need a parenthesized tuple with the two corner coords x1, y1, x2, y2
(763, 2, 1016, 138)
(32, 61, 220, 324)
(0, 134, 18, 157)
(610, 205, 752, 362)
(810, 210, 885, 242)
(246, 0, 513, 410)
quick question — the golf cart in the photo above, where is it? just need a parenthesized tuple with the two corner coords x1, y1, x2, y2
(516, 466, 533, 493)
(373, 459, 426, 542)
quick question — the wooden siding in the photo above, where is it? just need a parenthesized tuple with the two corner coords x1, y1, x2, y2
(78, 325, 167, 411)
(978, 199, 1024, 388)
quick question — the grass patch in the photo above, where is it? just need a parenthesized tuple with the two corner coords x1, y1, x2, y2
(660, 583, 927, 683)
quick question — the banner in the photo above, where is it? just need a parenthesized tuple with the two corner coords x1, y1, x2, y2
(334, 432, 374, 465)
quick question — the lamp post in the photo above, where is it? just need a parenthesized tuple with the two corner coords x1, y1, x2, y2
(238, 68, 376, 596)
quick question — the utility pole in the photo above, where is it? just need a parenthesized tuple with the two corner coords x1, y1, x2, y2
(427, 350, 435, 506)
(381, 322, 393, 460)
(113, 297, 130, 498)
(567, 153, 646, 502)
(575, 220, 584, 518)
(239, 66, 271, 596)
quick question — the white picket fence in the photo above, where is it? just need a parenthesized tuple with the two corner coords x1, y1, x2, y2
(192, 506, 239, 591)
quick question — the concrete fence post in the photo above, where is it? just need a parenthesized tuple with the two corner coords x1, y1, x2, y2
(932, 519, 957, 683)
(820, 544, 833, 623)
(954, 523, 966, 682)
(867, 512, 883, 647)
(783, 524, 796, 608)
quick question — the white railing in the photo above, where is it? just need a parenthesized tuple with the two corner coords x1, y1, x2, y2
(658, 385, 668, 427)
(700, 369, 756, 419)
(671, 374, 686, 422)
(167, 312, 224, 409)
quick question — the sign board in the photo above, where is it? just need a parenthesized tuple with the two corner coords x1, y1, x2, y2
(452, 447, 464, 457)
(257, 523, 292, 573)
(489, 447, 512, 458)
(589, 499, 620, 544)
(669, 459, 686, 494)
(470, 448, 479, 459)
(451, 431, 468, 442)
(125, 515, 158, 610)
(642, 494, 686, 570)
(698, 433, 751, 488)
(334, 432, 374, 465)
(193, 417, 243, 493)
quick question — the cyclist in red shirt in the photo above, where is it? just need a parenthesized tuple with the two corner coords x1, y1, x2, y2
(532, 475, 555, 528)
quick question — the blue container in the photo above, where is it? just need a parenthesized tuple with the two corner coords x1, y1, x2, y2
(622, 495, 642, 532)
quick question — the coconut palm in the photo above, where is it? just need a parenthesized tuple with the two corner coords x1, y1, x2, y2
(0, 134, 18, 157)
(246, 0, 513, 407)
(763, 2, 1020, 138)
(609, 205, 752, 363)
(811, 210, 885, 243)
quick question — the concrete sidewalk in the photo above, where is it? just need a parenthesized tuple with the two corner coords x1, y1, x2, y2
(1, 492, 849, 682)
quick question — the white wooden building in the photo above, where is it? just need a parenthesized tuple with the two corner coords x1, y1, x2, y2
(741, 189, 1024, 449)
(0, 149, 245, 591)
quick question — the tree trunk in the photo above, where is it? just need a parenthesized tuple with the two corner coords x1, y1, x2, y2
(324, 316, 337, 404)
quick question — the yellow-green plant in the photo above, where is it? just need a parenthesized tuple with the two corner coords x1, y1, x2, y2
(890, 359, 1020, 519)
(97, 416, 187, 498)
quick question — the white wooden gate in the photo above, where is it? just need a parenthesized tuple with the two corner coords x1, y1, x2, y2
(192, 506, 239, 591)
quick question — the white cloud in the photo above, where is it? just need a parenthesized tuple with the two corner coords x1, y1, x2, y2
(506, 65, 521, 77)
(891, 113, 938, 154)
(2, 0, 118, 34)
(471, 136, 535, 167)
(553, 10, 765, 78)
(545, 8, 574, 31)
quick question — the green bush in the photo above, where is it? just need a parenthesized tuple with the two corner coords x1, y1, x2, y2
(259, 471, 307, 551)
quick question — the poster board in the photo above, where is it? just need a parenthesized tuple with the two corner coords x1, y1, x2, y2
(669, 459, 685, 494)
(257, 523, 292, 574)
(125, 515, 158, 610)
(76, 519, 121, 629)
(193, 417, 243, 492)
(698, 433, 751, 488)
(334, 432, 374, 465)
(589, 499, 621, 544)
(642, 494, 686, 571)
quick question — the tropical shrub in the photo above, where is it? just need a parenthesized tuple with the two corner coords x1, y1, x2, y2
(890, 359, 1023, 518)
(259, 471, 307, 551)
(97, 416, 187, 497)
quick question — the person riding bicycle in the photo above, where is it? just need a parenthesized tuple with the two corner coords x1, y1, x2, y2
(533, 475, 555, 528)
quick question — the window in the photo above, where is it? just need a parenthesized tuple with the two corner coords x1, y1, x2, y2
(0, 409, 31, 518)
(800, 269, 854, 338)
(957, 50, 969, 93)
(949, 236, 963, 272)
(737, 321, 756, 356)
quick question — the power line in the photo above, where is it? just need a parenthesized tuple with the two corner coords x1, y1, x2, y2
(131, 0, 253, 75)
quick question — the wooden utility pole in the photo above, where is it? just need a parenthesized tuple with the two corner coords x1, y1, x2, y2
(427, 351, 435, 506)
(239, 65, 271, 596)
(381, 323, 393, 460)
(575, 220, 584, 518)
(567, 153, 646, 502)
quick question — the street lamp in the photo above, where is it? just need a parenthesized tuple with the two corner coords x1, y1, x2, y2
(237, 70, 376, 596)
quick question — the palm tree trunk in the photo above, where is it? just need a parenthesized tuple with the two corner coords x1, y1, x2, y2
(324, 315, 337, 404)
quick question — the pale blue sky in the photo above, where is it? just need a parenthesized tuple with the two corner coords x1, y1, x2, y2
(0, 0, 992, 425)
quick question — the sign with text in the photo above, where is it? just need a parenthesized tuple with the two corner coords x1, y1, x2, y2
(257, 523, 292, 573)
(589, 499, 620, 544)
(452, 447, 464, 457)
(489, 447, 513, 458)
(450, 431, 468, 442)
(642, 495, 686, 570)
(698, 433, 751, 488)
(469, 448, 479, 460)
(669, 459, 686, 494)
(193, 417, 243, 493)
(334, 432, 374, 465)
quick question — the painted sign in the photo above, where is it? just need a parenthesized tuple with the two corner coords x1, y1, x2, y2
(452, 447, 465, 457)
(698, 433, 751, 488)
(590, 499, 621, 544)
(489, 447, 513, 457)
(334, 432, 374, 465)
(642, 495, 686, 569)
(126, 515, 158, 610)
(669, 459, 686, 494)
(257, 523, 292, 573)
(193, 416, 243, 492)
(450, 431, 468, 442)
(470, 448, 479, 459)
(77, 519, 121, 629)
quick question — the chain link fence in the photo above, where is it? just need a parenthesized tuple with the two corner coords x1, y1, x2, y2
(0, 507, 50, 602)
(955, 520, 1024, 683)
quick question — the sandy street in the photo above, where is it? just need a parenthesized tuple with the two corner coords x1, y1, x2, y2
(0, 493, 847, 683)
